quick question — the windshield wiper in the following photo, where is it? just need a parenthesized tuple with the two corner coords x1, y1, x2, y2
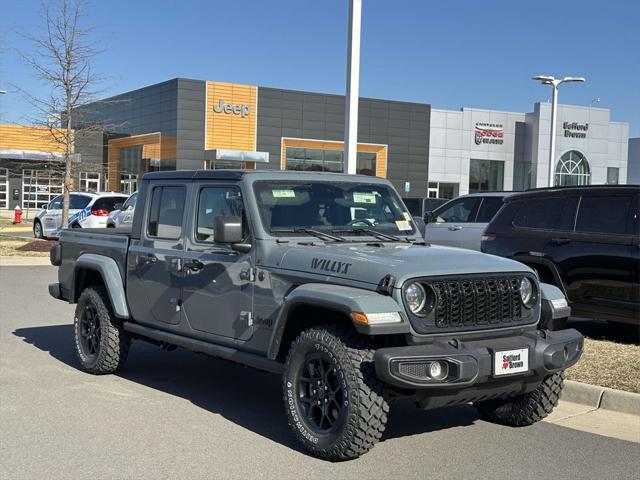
(271, 228, 346, 242)
(332, 228, 402, 242)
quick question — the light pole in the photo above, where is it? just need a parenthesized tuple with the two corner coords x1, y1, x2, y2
(532, 75, 585, 187)
(344, 0, 361, 174)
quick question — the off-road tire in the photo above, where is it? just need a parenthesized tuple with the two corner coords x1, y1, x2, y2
(33, 220, 44, 239)
(74, 286, 130, 374)
(474, 371, 565, 426)
(282, 324, 389, 461)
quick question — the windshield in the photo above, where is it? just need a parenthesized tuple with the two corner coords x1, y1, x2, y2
(253, 180, 416, 237)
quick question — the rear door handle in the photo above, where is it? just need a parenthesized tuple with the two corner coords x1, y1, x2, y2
(448, 225, 462, 231)
(184, 259, 204, 272)
(551, 237, 571, 246)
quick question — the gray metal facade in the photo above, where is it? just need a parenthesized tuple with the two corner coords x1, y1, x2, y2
(257, 87, 430, 197)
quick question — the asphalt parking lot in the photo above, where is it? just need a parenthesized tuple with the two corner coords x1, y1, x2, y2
(1, 265, 639, 479)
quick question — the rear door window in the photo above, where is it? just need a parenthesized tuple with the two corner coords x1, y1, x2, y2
(575, 195, 632, 235)
(92, 197, 128, 213)
(475, 197, 504, 223)
(69, 194, 91, 210)
(434, 198, 480, 223)
(513, 197, 564, 229)
(147, 186, 187, 239)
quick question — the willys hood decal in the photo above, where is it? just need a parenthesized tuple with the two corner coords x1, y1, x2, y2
(269, 242, 531, 287)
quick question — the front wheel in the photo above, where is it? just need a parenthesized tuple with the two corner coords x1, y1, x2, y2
(33, 220, 44, 239)
(74, 286, 131, 374)
(282, 325, 389, 461)
(474, 371, 564, 426)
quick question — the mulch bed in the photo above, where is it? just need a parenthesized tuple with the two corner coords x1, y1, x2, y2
(15, 240, 57, 252)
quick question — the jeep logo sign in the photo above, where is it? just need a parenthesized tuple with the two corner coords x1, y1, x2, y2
(213, 99, 250, 117)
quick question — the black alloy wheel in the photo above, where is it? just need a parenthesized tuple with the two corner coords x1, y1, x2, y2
(78, 304, 102, 359)
(296, 353, 345, 432)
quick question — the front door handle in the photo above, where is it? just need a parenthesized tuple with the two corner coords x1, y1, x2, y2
(140, 253, 157, 264)
(551, 237, 571, 246)
(184, 259, 204, 272)
(448, 225, 462, 231)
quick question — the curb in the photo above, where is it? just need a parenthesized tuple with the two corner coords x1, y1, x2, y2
(0, 256, 51, 266)
(562, 380, 640, 415)
(0, 227, 32, 233)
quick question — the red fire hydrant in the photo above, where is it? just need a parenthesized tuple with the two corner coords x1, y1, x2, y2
(12, 205, 23, 224)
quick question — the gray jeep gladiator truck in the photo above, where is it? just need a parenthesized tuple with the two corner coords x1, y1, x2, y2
(49, 170, 583, 461)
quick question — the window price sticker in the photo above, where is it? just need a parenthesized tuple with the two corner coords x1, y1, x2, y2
(395, 220, 412, 231)
(272, 189, 296, 198)
(353, 192, 377, 204)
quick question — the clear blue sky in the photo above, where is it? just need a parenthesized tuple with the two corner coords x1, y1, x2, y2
(1, 0, 638, 136)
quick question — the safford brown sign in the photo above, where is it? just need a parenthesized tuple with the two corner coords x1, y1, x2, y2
(563, 122, 588, 138)
(474, 123, 504, 145)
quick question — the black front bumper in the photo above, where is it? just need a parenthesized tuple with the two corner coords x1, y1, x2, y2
(374, 328, 583, 409)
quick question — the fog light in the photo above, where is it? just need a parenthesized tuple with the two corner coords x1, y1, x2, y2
(428, 361, 448, 380)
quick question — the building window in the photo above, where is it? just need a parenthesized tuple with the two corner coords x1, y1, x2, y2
(0, 168, 8, 209)
(285, 147, 376, 176)
(204, 160, 246, 170)
(555, 150, 590, 186)
(120, 174, 138, 194)
(22, 169, 63, 209)
(79, 172, 101, 192)
(469, 159, 504, 193)
(607, 167, 619, 184)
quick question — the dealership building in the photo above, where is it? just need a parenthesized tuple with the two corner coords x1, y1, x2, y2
(0, 77, 631, 209)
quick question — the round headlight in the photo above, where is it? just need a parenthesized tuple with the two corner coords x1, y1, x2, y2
(404, 282, 427, 315)
(520, 277, 536, 308)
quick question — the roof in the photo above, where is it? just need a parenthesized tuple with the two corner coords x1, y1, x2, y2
(142, 169, 391, 183)
(507, 184, 640, 201)
(457, 191, 515, 198)
(71, 191, 128, 197)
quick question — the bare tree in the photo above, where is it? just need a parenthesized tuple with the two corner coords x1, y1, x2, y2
(19, 0, 103, 225)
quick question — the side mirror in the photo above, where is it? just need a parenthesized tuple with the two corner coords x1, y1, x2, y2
(113, 202, 124, 211)
(214, 215, 244, 244)
(424, 211, 435, 224)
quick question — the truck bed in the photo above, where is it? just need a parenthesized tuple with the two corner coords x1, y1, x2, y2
(57, 228, 131, 296)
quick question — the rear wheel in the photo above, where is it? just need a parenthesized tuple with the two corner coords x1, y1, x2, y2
(33, 220, 44, 239)
(474, 371, 564, 426)
(282, 325, 389, 461)
(74, 286, 130, 374)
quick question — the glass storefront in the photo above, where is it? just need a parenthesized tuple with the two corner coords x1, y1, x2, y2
(285, 147, 376, 176)
(469, 159, 504, 193)
(555, 150, 590, 186)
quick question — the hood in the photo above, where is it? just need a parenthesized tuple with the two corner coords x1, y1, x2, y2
(267, 241, 532, 287)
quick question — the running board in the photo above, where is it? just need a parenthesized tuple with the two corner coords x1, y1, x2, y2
(123, 322, 284, 374)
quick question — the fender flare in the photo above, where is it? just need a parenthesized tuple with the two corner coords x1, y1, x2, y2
(73, 254, 130, 318)
(267, 283, 408, 359)
(539, 282, 571, 329)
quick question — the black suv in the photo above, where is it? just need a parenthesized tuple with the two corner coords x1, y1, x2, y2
(482, 185, 639, 327)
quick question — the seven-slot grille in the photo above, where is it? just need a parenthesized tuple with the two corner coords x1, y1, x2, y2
(407, 275, 531, 334)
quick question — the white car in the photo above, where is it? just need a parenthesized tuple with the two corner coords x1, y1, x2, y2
(33, 192, 128, 239)
(106, 192, 138, 228)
